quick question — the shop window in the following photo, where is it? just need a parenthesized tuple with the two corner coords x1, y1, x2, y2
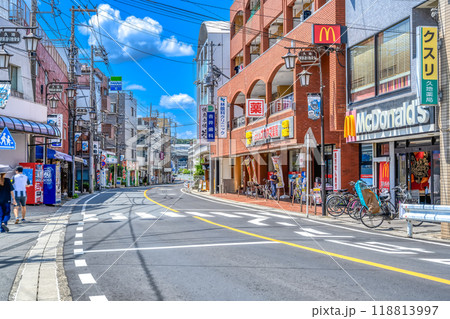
(233, 51, 244, 75)
(377, 19, 410, 94)
(361, 145, 373, 185)
(377, 143, 389, 157)
(432, 151, 440, 203)
(349, 38, 375, 102)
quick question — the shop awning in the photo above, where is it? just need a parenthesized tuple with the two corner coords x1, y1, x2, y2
(0, 116, 60, 138)
(36, 146, 86, 165)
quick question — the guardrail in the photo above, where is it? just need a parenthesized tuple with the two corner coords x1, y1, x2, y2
(399, 204, 450, 238)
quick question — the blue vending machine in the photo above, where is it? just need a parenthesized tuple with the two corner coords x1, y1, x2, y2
(43, 163, 61, 205)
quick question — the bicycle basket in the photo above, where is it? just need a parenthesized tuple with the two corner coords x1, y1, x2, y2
(355, 180, 380, 214)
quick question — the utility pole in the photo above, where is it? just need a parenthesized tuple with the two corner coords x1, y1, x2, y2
(89, 45, 95, 193)
(208, 40, 215, 194)
(147, 103, 152, 183)
(68, 6, 97, 197)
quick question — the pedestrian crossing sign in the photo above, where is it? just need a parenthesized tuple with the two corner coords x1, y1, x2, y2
(0, 127, 16, 150)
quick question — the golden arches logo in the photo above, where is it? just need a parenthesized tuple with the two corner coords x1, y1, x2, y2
(344, 115, 356, 138)
(381, 163, 389, 179)
(319, 26, 336, 42)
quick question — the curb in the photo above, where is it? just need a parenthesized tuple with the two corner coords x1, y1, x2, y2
(8, 194, 91, 301)
(185, 189, 449, 245)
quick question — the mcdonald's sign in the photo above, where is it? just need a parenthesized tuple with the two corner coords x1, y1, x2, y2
(313, 24, 344, 45)
(379, 161, 390, 192)
(344, 110, 357, 142)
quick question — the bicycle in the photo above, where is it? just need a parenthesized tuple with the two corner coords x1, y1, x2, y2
(356, 181, 396, 228)
(326, 182, 357, 217)
(393, 184, 423, 227)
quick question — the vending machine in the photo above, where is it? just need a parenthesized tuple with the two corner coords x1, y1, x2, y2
(19, 163, 44, 205)
(43, 163, 61, 205)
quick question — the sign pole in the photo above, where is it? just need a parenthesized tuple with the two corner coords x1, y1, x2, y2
(306, 133, 310, 218)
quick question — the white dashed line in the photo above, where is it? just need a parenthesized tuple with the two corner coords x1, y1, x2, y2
(163, 212, 186, 218)
(135, 212, 156, 219)
(76, 227, 83, 231)
(184, 211, 214, 217)
(209, 212, 242, 218)
(74, 249, 84, 255)
(74, 241, 83, 246)
(79, 273, 96, 284)
(76, 233, 83, 238)
(89, 295, 108, 301)
(75, 259, 87, 267)
(276, 222, 296, 226)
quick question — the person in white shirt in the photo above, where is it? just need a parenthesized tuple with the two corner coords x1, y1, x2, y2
(12, 166, 30, 223)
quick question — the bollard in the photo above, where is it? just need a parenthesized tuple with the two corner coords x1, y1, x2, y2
(406, 220, 413, 238)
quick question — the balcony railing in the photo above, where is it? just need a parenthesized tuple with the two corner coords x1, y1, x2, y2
(232, 115, 245, 129)
(269, 93, 295, 115)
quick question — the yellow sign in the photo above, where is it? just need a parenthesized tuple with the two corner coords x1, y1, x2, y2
(281, 120, 290, 137)
(344, 115, 356, 138)
(320, 27, 336, 42)
(422, 27, 438, 80)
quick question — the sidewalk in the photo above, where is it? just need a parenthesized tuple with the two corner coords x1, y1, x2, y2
(191, 190, 447, 244)
(0, 194, 88, 301)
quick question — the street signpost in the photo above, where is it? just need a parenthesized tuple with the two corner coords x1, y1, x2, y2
(0, 127, 16, 150)
(47, 84, 64, 94)
(76, 108, 88, 115)
(110, 76, 122, 91)
(298, 50, 318, 63)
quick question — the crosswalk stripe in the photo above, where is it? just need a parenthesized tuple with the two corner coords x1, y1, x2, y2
(209, 212, 242, 218)
(184, 211, 214, 217)
(110, 213, 127, 220)
(136, 212, 156, 219)
(163, 212, 186, 218)
(277, 222, 296, 226)
(261, 212, 293, 219)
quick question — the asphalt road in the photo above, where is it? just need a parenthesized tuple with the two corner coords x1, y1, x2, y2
(62, 184, 450, 301)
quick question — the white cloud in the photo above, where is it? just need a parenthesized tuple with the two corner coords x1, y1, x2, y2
(178, 130, 196, 139)
(159, 93, 195, 110)
(80, 4, 194, 62)
(124, 84, 146, 91)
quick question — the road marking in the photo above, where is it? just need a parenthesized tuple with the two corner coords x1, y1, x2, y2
(163, 212, 186, 218)
(76, 227, 83, 231)
(144, 189, 179, 212)
(209, 212, 242, 218)
(184, 211, 214, 217)
(89, 295, 108, 301)
(110, 213, 127, 220)
(261, 212, 293, 219)
(192, 216, 450, 286)
(302, 228, 329, 235)
(420, 259, 450, 266)
(248, 218, 268, 226)
(296, 232, 354, 238)
(74, 241, 83, 246)
(277, 222, 296, 226)
(365, 242, 433, 254)
(237, 212, 264, 218)
(135, 212, 156, 219)
(75, 259, 87, 267)
(79, 273, 96, 284)
(326, 240, 430, 254)
(85, 241, 278, 254)
(75, 233, 83, 238)
(74, 249, 84, 255)
(78, 222, 84, 226)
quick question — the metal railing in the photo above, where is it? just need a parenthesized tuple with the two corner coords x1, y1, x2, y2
(269, 93, 295, 115)
(232, 115, 245, 129)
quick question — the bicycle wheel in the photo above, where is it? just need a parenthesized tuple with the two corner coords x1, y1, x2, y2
(347, 198, 361, 220)
(327, 195, 347, 217)
(382, 201, 397, 219)
(359, 206, 384, 228)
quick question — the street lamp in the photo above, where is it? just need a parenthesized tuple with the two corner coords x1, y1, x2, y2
(282, 50, 297, 70)
(23, 32, 42, 53)
(66, 86, 76, 99)
(89, 109, 97, 121)
(0, 45, 12, 69)
(298, 69, 312, 87)
(48, 96, 59, 109)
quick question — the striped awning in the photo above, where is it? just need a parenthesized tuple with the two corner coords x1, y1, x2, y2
(0, 116, 60, 138)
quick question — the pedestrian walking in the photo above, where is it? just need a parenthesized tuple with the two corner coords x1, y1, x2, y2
(270, 170, 278, 199)
(12, 166, 30, 224)
(0, 172, 15, 233)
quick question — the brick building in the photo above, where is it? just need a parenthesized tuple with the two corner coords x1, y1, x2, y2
(212, 0, 359, 196)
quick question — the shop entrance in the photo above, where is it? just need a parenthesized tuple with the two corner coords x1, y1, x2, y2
(313, 144, 334, 190)
(395, 138, 440, 204)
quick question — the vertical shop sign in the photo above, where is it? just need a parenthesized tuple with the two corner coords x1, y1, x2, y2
(199, 105, 208, 143)
(379, 161, 390, 193)
(418, 26, 438, 105)
(333, 149, 341, 191)
(207, 106, 215, 142)
(218, 97, 227, 138)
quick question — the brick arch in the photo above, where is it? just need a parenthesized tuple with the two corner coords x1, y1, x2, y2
(267, 62, 289, 85)
(230, 90, 246, 105)
(246, 78, 266, 98)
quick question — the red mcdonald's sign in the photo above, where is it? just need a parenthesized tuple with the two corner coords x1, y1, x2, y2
(379, 161, 390, 193)
(313, 24, 342, 44)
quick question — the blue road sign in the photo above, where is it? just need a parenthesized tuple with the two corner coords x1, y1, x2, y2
(0, 127, 16, 150)
(207, 111, 215, 142)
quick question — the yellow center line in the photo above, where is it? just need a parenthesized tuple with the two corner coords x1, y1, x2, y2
(144, 189, 180, 212)
(194, 216, 450, 286)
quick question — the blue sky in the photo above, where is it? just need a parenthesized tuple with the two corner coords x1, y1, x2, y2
(36, 0, 233, 139)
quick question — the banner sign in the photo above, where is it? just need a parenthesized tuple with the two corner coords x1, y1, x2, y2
(333, 149, 341, 191)
(110, 76, 122, 91)
(47, 114, 63, 147)
(0, 83, 11, 109)
(82, 141, 88, 152)
(418, 26, 438, 105)
(246, 99, 265, 117)
(307, 93, 321, 120)
(379, 161, 390, 193)
(271, 156, 284, 188)
(0, 31, 21, 43)
(312, 24, 344, 44)
(251, 158, 258, 184)
(218, 97, 227, 138)
(246, 117, 294, 147)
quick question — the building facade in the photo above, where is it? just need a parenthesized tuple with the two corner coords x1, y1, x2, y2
(214, 0, 359, 196)
(344, 0, 439, 206)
